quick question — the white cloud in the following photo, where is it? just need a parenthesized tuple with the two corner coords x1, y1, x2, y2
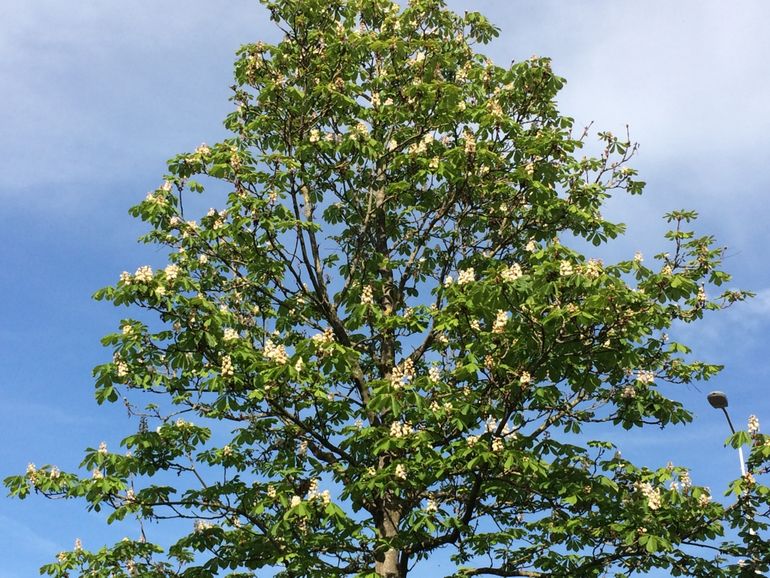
(445, 0, 770, 269)
(454, 1, 770, 160)
(729, 286, 770, 319)
(0, 513, 63, 557)
(0, 0, 267, 202)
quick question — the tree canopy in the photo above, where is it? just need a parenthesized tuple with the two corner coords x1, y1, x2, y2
(7, 0, 770, 576)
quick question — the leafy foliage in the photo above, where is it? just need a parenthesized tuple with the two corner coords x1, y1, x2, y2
(7, 0, 770, 576)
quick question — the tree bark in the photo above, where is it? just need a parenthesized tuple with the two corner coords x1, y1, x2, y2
(375, 498, 403, 578)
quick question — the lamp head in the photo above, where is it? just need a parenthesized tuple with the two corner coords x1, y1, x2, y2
(707, 391, 729, 409)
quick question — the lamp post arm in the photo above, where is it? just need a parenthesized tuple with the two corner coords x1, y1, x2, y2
(722, 408, 738, 435)
(722, 408, 747, 476)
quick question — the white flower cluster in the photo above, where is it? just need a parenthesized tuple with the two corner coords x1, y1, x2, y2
(492, 438, 504, 452)
(220, 355, 234, 377)
(134, 266, 153, 283)
(407, 141, 425, 156)
(390, 421, 414, 438)
(501, 263, 522, 282)
(425, 497, 438, 513)
(98, 441, 108, 455)
(264, 339, 289, 364)
(455, 63, 469, 82)
(306, 478, 319, 499)
(492, 310, 509, 334)
(311, 328, 335, 347)
(748, 415, 761, 435)
(223, 328, 239, 342)
(305, 479, 332, 505)
(525, 240, 538, 252)
(394, 463, 407, 480)
(487, 99, 503, 119)
(230, 148, 241, 170)
(519, 371, 531, 386)
(113, 354, 129, 378)
(695, 285, 707, 306)
(267, 485, 277, 498)
(408, 50, 426, 66)
(360, 285, 374, 306)
(349, 122, 369, 141)
(457, 268, 475, 285)
(636, 370, 654, 385)
(524, 161, 535, 176)
(163, 263, 179, 282)
(194, 519, 213, 533)
(584, 259, 602, 279)
(635, 481, 662, 510)
(428, 365, 441, 384)
(466, 435, 479, 447)
(621, 385, 636, 399)
(697, 491, 711, 508)
(145, 190, 166, 206)
(463, 130, 476, 155)
(390, 358, 415, 389)
(634, 251, 644, 263)
(408, 133, 433, 156)
(559, 261, 573, 276)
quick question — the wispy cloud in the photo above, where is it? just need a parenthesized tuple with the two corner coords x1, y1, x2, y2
(459, 0, 770, 254)
(0, 513, 63, 557)
(0, 0, 266, 205)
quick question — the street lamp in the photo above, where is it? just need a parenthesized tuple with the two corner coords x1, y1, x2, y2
(707, 391, 765, 575)
(707, 391, 747, 476)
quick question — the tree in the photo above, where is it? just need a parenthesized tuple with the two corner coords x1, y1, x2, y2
(7, 0, 770, 576)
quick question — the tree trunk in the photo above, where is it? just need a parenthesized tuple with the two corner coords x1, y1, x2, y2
(372, 163, 405, 578)
(375, 500, 403, 578)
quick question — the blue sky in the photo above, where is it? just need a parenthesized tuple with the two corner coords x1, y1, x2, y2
(2, 1, 770, 576)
